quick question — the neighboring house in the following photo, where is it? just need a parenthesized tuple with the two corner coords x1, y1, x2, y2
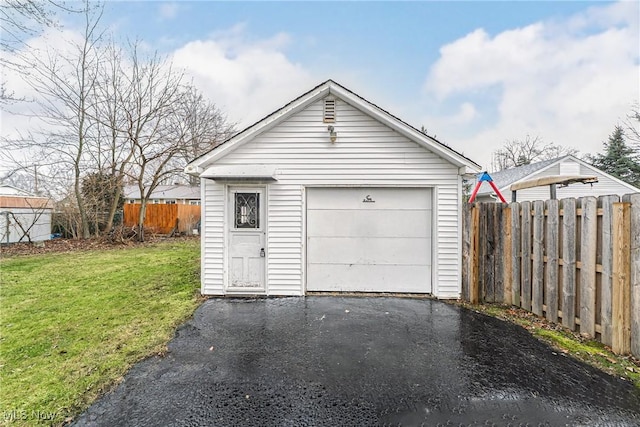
(474, 155, 639, 203)
(0, 185, 53, 243)
(185, 80, 480, 299)
(124, 185, 201, 205)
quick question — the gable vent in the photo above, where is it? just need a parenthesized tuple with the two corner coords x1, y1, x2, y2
(323, 98, 336, 123)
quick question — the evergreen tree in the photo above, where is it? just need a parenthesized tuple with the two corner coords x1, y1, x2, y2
(590, 126, 640, 188)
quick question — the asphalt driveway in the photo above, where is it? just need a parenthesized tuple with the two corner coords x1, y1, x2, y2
(73, 297, 640, 426)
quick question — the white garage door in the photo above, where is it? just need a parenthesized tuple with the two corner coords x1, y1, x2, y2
(306, 188, 432, 293)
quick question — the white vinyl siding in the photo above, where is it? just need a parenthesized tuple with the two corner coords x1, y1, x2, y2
(507, 161, 638, 202)
(267, 185, 304, 295)
(0, 208, 52, 243)
(201, 180, 225, 294)
(559, 161, 580, 176)
(200, 98, 462, 298)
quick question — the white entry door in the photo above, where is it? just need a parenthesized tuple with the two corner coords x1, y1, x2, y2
(228, 187, 266, 292)
(307, 187, 432, 293)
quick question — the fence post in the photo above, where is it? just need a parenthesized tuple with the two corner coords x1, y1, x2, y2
(469, 204, 480, 304)
(612, 202, 631, 354)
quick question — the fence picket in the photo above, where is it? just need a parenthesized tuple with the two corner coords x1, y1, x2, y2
(482, 204, 495, 302)
(562, 198, 577, 330)
(504, 206, 513, 304)
(495, 205, 505, 303)
(462, 202, 471, 302)
(579, 197, 597, 338)
(599, 195, 619, 347)
(469, 205, 480, 304)
(623, 194, 640, 356)
(521, 201, 532, 311)
(532, 201, 544, 316)
(612, 202, 631, 354)
(511, 203, 521, 306)
(545, 199, 559, 323)
(462, 194, 639, 358)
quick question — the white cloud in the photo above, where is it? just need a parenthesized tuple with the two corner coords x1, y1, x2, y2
(422, 1, 640, 169)
(171, 26, 316, 128)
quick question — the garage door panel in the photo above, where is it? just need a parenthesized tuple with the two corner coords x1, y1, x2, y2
(307, 188, 431, 210)
(308, 237, 431, 265)
(306, 187, 432, 293)
(307, 264, 431, 293)
(307, 210, 431, 238)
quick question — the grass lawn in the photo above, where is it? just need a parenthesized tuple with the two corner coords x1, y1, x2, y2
(0, 239, 202, 426)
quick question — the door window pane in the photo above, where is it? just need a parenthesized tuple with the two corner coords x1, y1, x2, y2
(235, 192, 260, 229)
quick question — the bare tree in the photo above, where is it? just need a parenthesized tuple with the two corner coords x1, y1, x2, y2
(6, 1, 105, 238)
(114, 46, 186, 241)
(0, 0, 80, 103)
(1, 0, 58, 48)
(171, 85, 236, 185)
(1, 0, 52, 102)
(623, 103, 640, 152)
(86, 40, 136, 232)
(491, 135, 579, 171)
(102, 43, 236, 241)
(3, 3, 235, 241)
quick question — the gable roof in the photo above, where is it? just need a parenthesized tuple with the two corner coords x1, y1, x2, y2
(124, 185, 200, 200)
(477, 158, 560, 194)
(477, 154, 639, 195)
(185, 79, 480, 174)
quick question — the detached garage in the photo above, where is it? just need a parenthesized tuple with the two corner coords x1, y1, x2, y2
(185, 80, 480, 299)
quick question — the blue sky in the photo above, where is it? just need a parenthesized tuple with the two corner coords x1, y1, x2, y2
(7, 1, 640, 169)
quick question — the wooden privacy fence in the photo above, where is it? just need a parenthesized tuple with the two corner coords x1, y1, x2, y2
(462, 193, 640, 357)
(123, 204, 201, 235)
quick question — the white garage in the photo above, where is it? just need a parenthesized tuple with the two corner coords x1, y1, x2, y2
(306, 187, 432, 293)
(0, 185, 53, 244)
(185, 80, 480, 299)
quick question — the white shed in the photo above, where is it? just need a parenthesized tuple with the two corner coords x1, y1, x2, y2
(475, 155, 639, 203)
(0, 185, 53, 243)
(185, 80, 480, 299)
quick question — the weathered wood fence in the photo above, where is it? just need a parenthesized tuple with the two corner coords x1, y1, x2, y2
(123, 204, 200, 235)
(462, 193, 640, 357)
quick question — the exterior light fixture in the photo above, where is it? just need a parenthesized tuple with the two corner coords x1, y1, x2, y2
(327, 125, 337, 143)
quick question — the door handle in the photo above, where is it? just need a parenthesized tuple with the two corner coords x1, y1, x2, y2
(260, 248, 265, 257)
